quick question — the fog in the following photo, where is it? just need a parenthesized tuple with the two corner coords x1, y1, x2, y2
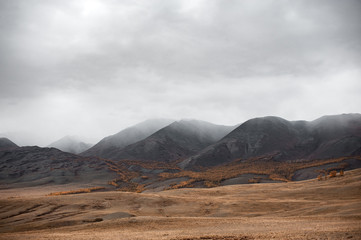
(0, 0, 360, 146)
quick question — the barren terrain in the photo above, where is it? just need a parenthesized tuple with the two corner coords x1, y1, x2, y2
(1, 169, 361, 240)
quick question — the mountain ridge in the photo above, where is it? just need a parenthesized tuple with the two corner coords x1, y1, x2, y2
(106, 119, 236, 163)
(182, 114, 361, 169)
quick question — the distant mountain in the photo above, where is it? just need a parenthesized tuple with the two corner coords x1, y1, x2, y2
(48, 136, 93, 154)
(108, 119, 235, 163)
(0, 137, 18, 150)
(0, 146, 116, 188)
(81, 118, 175, 158)
(182, 114, 361, 169)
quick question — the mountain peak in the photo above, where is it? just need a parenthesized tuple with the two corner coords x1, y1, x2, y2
(81, 118, 175, 158)
(48, 136, 92, 154)
(103, 120, 235, 163)
(311, 113, 361, 127)
(0, 137, 19, 150)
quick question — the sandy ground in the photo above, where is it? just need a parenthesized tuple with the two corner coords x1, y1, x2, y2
(1, 169, 361, 240)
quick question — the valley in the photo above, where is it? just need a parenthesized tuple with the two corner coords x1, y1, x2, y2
(0, 168, 360, 239)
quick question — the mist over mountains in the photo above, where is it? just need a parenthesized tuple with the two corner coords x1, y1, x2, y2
(81, 119, 174, 158)
(1, 113, 361, 191)
(98, 119, 235, 163)
(79, 114, 361, 169)
(182, 114, 361, 169)
(48, 136, 93, 154)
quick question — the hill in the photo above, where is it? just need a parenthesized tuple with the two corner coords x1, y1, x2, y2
(106, 119, 235, 163)
(81, 119, 175, 158)
(0, 146, 116, 188)
(48, 136, 93, 154)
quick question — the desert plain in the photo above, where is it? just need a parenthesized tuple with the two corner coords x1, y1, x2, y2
(1, 169, 360, 240)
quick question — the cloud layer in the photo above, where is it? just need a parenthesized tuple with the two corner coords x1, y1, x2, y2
(1, 0, 360, 146)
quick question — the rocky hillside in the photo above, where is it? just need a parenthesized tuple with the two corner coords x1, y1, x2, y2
(182, 114, 361, 169)
(0, 146, 116, 188)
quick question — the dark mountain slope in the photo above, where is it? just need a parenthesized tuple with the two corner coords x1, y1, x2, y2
(0, 146, 116, 188)
(48, 136, 92, 154)
(108, 120, 235, 163)
(311, 114, 361, 139)
(182, 114, 361, 169)
(307, 114, 361, 159)
(0, 137, 18, 150)
(81, 119, 174, 158)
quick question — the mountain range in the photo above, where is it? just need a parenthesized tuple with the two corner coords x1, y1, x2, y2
(1, 113, 360, 191)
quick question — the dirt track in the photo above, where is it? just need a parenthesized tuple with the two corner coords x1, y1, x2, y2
(1, 169, 361, 239)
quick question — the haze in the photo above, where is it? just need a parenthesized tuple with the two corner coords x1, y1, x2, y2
(0, 0, 360, 146)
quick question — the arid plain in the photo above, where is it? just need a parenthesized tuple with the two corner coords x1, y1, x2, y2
(1, 169, 360, 240)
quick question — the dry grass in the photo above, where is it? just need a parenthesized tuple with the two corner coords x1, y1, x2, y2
(329, 170, 337, 178)
(158, 156, 361, 188)
(167, 179, 197, 190)
(171, 236, 252, 240)
(1, 168, 361, 239)
(97, 155, 361, 192)
(47, 187, 105, 196)
(103, 158, 183, 192)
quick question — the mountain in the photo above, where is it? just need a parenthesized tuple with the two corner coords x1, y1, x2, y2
(182, 114, 361, 169)
(1, 114, 361, 192)
(48, 136, 93, 154)
(306, 114, 361, 159)
(81, 118, 175, 158)
(0, 137, 18, 150)
(0, 146, 116, 188)
(107, 119, 235, 163)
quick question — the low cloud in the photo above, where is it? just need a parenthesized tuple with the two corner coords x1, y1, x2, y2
(0, 0, 360, 146)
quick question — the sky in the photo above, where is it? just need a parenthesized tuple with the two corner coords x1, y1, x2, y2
(0, 0, 360, 146)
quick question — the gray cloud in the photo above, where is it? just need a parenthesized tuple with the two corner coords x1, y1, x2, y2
(0, 0, 360, 146)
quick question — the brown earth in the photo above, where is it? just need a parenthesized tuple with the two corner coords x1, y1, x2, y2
(0, 169, 361, 240)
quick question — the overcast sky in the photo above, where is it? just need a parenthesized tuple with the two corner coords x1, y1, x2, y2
(0, 0, 360, 146)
